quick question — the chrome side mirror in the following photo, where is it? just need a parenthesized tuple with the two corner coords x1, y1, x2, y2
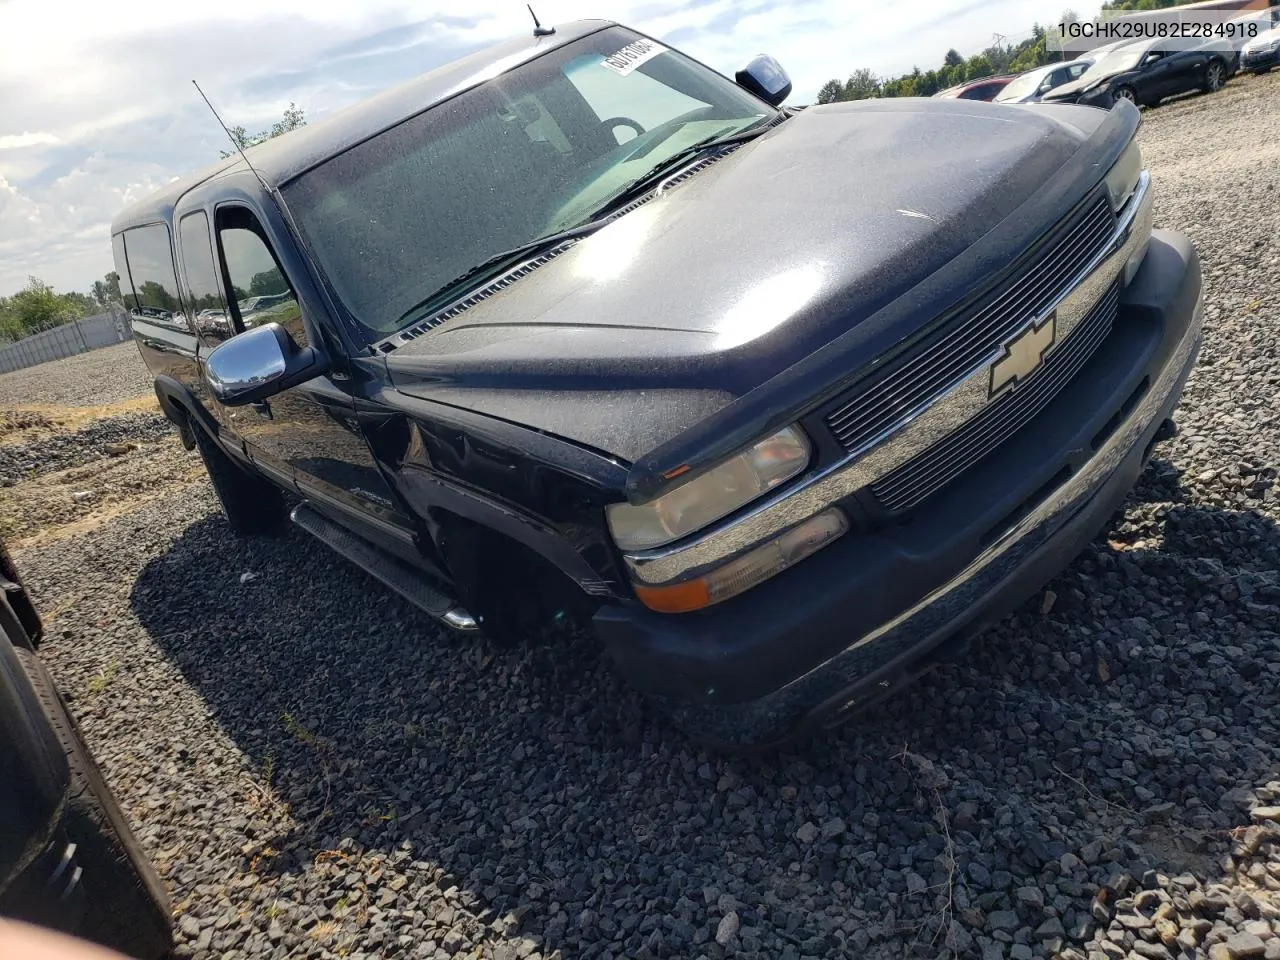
(205, 322, 328, 405)
(735, 54, 792, 106)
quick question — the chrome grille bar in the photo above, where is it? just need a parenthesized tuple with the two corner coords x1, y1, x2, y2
(827, 197, 1116, 453)
(870, 281, 1120, 513)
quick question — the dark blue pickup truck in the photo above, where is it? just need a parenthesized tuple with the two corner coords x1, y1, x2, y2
(111, 19, 1203, 748)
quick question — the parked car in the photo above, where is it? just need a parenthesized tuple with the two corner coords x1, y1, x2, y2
(933, 75, 1016, 100)
(1041, 37, 1233, 108)
(111, 19, 1203, 748)
(0, 540, 172, 957)
(1241, 22, 1280, 73)
(994, 59, 1094, 104)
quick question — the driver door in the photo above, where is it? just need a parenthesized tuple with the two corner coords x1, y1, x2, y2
(211, 203, 420, 549)
(1137, 50, 1175, 99)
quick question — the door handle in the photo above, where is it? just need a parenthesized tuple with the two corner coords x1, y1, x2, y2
(250, 401, 273, 420)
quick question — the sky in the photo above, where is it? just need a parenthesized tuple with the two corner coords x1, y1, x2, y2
(0, 0, 1096, 297)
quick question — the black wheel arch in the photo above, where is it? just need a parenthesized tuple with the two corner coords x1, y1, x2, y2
(152, 375, 211, 451)
(429, 509, 606, 641)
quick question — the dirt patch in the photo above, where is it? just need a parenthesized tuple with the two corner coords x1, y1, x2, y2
(0, 438, 206, 547)
(0, 395, 161, 447)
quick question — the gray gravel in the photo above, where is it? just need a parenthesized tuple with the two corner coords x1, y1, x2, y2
(0, 412, 170, 486)
(9, 71, 1280, 960)
(0, 340, 153, 407)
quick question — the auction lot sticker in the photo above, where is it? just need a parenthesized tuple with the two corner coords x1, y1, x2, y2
(601, 38, 667, 76)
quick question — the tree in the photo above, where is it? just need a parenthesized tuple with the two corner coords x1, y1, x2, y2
(843, 68, 881, 100)
(134, 281, 179, 316)
(219, 102, 308, 158)
(0, 276, 94, 341)
(11, 277, 70, 330)
(814, 7, 1082, 104)
(817, 79, 844, 104)
(249, 268, 287, 297)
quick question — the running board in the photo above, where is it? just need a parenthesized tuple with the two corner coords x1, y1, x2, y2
(290, 503, 478, 632)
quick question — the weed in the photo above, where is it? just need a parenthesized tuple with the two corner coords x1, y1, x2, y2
(87, 661, 119, 694)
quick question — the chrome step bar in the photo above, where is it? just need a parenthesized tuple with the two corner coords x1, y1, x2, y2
(290, 503, 478, 633)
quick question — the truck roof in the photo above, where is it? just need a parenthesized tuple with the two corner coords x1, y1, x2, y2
(111, 18, 613, 234)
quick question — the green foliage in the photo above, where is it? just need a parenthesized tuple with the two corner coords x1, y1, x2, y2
(817, 10, 1086, 103)
(220, 102, 308, 159)
(0, 276, 99, 342)
(0, 270, 129, 343)
(136, 280, 179, 312)
(1101, 0, 1199, 11)
(249, 268, 287, 297)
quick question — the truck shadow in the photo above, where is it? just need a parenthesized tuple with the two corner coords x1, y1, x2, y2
(128, 460, 1280, 955)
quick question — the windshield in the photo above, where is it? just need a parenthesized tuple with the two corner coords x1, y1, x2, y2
(1081, 45, 1147, 81)
(282, 26, 773, 335)
(995, 67, 1051, 101)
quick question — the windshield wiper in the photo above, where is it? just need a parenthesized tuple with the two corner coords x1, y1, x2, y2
(590, 120, 776, 220)
(397, 220, 607, 326)
(395, 120, 777, 328)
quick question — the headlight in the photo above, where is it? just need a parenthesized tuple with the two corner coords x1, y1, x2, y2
(608, 425, 811, 551)
(1104, 140, 1143, 212)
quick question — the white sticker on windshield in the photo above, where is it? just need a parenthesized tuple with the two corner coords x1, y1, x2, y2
(600, 38, 667, 76)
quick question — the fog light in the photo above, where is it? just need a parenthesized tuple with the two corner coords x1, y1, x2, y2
(633, 509, 849, 613)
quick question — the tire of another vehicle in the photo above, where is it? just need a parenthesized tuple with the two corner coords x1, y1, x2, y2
(191, 422, 286, 535)
(14, 648, 173, 959)
(1203, 59, 1227, 92)
(1113, 85, 1138, 105)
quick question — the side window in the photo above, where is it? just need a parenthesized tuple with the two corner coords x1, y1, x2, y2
(178, 211, 232, 339)
(1070, 62, 1090, 80)
(121, 224, 185, 328)
(215, 208, 305, 346)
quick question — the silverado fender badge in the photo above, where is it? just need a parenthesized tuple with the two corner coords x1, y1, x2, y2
(990, 311, 1057, 397)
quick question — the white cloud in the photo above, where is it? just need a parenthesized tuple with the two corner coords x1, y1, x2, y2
(0, 0, 1096, 295)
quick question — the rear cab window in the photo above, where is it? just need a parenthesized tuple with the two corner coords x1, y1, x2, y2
(119, 223, 187, 330)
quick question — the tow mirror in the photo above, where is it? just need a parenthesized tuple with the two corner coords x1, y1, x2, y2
(205, 322, 328, 405)
(736, 54, 792, 106)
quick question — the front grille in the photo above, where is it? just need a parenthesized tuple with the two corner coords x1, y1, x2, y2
(826, 196, 1116, 455)
(870, 280, 1119, 513)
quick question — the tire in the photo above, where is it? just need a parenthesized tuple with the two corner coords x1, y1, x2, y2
(191, 422, 285, 535)
(15, 648, 173, 959)
(1113, 85, 1138, 106)
(1203, 59, 1227, 93)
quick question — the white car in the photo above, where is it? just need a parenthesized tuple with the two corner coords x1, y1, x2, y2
(1241, 23, 1280, 73)
(995, 59, 1095, 103)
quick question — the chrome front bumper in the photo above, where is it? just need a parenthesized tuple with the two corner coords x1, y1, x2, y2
(627, 171, 1156, 588)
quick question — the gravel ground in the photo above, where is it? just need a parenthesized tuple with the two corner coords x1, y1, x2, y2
(6, 72, 1280, 960)
(0, 412, 172, 486)
(0, 340, 154, 407)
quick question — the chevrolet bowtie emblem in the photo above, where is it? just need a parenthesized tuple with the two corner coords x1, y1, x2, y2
(990, 311, 1057, 397)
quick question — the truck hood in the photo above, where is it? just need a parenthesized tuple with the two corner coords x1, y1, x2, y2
(387, 98, 1113, 465)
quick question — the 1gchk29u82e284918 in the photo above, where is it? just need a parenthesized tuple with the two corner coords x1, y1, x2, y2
(111, 19, 1203, 749)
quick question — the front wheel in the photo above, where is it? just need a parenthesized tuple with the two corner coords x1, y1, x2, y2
(1203, 59, 1227, 92)
(1113, 85, 1138, 106)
